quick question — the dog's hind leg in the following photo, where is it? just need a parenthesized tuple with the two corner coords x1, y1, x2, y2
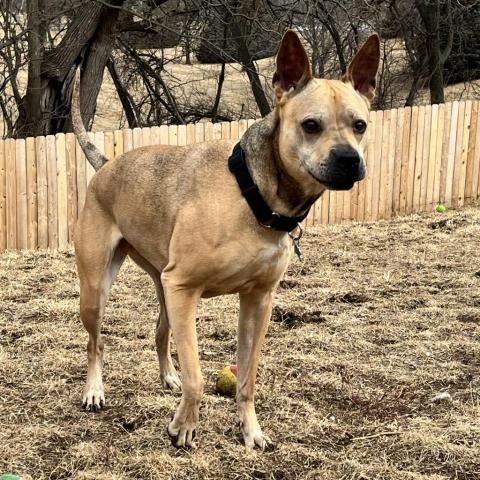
(127, 250, 181, 390)
(155, 286, 182, 390)
(75, 212, 126, 411)
(237, 288, 275, 450)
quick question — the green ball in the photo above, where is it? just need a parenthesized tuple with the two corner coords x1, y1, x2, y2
(436, 204, 446, 213)
(215, 366, 237, 397)
(0, 475, 22, 480)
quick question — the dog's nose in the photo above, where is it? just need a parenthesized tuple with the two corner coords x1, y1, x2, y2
(332, 146, 361, 168)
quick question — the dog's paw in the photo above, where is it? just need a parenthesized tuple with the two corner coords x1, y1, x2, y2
(167, 421, 197, 448)
(241, 423, 274, 451)
(82, 384, 105, 412)
(160, 370, 182, 390)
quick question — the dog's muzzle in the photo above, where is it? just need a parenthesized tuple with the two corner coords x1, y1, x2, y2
(321, 146, 366, 191)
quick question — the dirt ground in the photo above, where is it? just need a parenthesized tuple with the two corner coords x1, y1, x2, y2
(1, 206, 479, 479)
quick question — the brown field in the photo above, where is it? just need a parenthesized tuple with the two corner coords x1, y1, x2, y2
(1, 206, 480, 479)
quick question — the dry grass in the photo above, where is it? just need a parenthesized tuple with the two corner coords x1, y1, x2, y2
(1, 206, 480, 479)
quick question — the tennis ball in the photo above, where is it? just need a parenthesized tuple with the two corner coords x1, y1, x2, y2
(215, 365, 237, 397)
(0, 474, 22, 480)
(436, 204, 446, 213)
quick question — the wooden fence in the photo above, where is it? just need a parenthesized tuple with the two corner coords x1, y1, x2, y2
(1, 100, 480, 251)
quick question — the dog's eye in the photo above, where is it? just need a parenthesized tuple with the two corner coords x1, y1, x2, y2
(354, 120, 367, 134)
(302, 119, 321, 134)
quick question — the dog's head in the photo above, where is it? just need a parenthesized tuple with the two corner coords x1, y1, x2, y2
(273, 30, 380, 192)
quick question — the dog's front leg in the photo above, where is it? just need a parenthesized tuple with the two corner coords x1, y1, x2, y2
(237, 288, 274, 450)
(162, 275, 203, 448)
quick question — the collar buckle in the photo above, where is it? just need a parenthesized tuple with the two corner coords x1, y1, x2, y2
(260, 211, 281, 228)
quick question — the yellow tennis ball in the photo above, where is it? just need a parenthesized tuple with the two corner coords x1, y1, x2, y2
(215, 365, 237, 397)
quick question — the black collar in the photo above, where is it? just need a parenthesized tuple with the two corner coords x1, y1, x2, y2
(228, 143, 311, 232)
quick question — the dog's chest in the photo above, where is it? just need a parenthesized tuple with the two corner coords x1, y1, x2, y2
(201, 238, 291, 297)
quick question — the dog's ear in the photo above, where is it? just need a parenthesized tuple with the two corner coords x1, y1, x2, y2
(343, 34, 380, 102)
(273, 30, 312, 101)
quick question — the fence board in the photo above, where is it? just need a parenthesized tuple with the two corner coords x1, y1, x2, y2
(239, 120, 248, 138)
(221, 122, 231, 140)
(169, 125, 178, 144)
(16, 139, 27, 250)
(407, 106, 420, 214)
(420, 105, 432, 212)
(5, 140, 16, 249)
(465, 101, 478, 202)
(392, 107, 405, 214)
(195, 123, 204, 143)
(204, 122, 213, 141)
(46, 135, 58, 249)
(123, 128, 133, 152)
(440, 102, 453, 203)
(186, 124, 196, 144)
(318, 193, 327, 224)
(433, 104, 445, 206)
(142, 127, 152, 147)
(385, 108, 398, 218)
(213, 122, 222, 140)
(66, 133, 77, 243)
(26, 137, 37, 250)
(114, 129, 124, 157)
(335, 188, 344, 224)
(36, 136, 48, 249)
(457, 101, 472, 207)
(452, 101, 466, 207)
(230, 121, 239, 140)
(0, 140, 5, 251)
(56, 134, 68, 248)
(328, 191, 336, 224)
(399, 107, 412, 215)
(178, 125, 187, 146)
(371, 110, 383, 220)
(314, 200, 321, 225)
(473, 103, 480, 199)
(426, 104, 439, 210)
(412, 106, 425, 212)
(133, 127, 143, 149)
(378, 109, 390, 219)
(364, 110, 376, 220)
(104, 131, 115, 159)
(350, 181, 359, 221)
(445, 101, 459, 206)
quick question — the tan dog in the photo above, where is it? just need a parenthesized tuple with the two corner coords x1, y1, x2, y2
(72, 30, 380, 449)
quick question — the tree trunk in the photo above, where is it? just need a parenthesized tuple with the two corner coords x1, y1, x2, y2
(211, 62, 226, 122)
(15, 0, 125, 137)
(65, 2, 124, 131)
(107, 58, 139, 128)
(230, 15, 271, 117)
(415, 0, 445, 104)
(17, 0, 46, 138)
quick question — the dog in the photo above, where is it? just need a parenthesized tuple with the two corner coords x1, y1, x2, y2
(72, 30, 380, 449)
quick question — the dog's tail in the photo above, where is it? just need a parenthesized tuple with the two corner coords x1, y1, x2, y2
(71, 68, 108, 171)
